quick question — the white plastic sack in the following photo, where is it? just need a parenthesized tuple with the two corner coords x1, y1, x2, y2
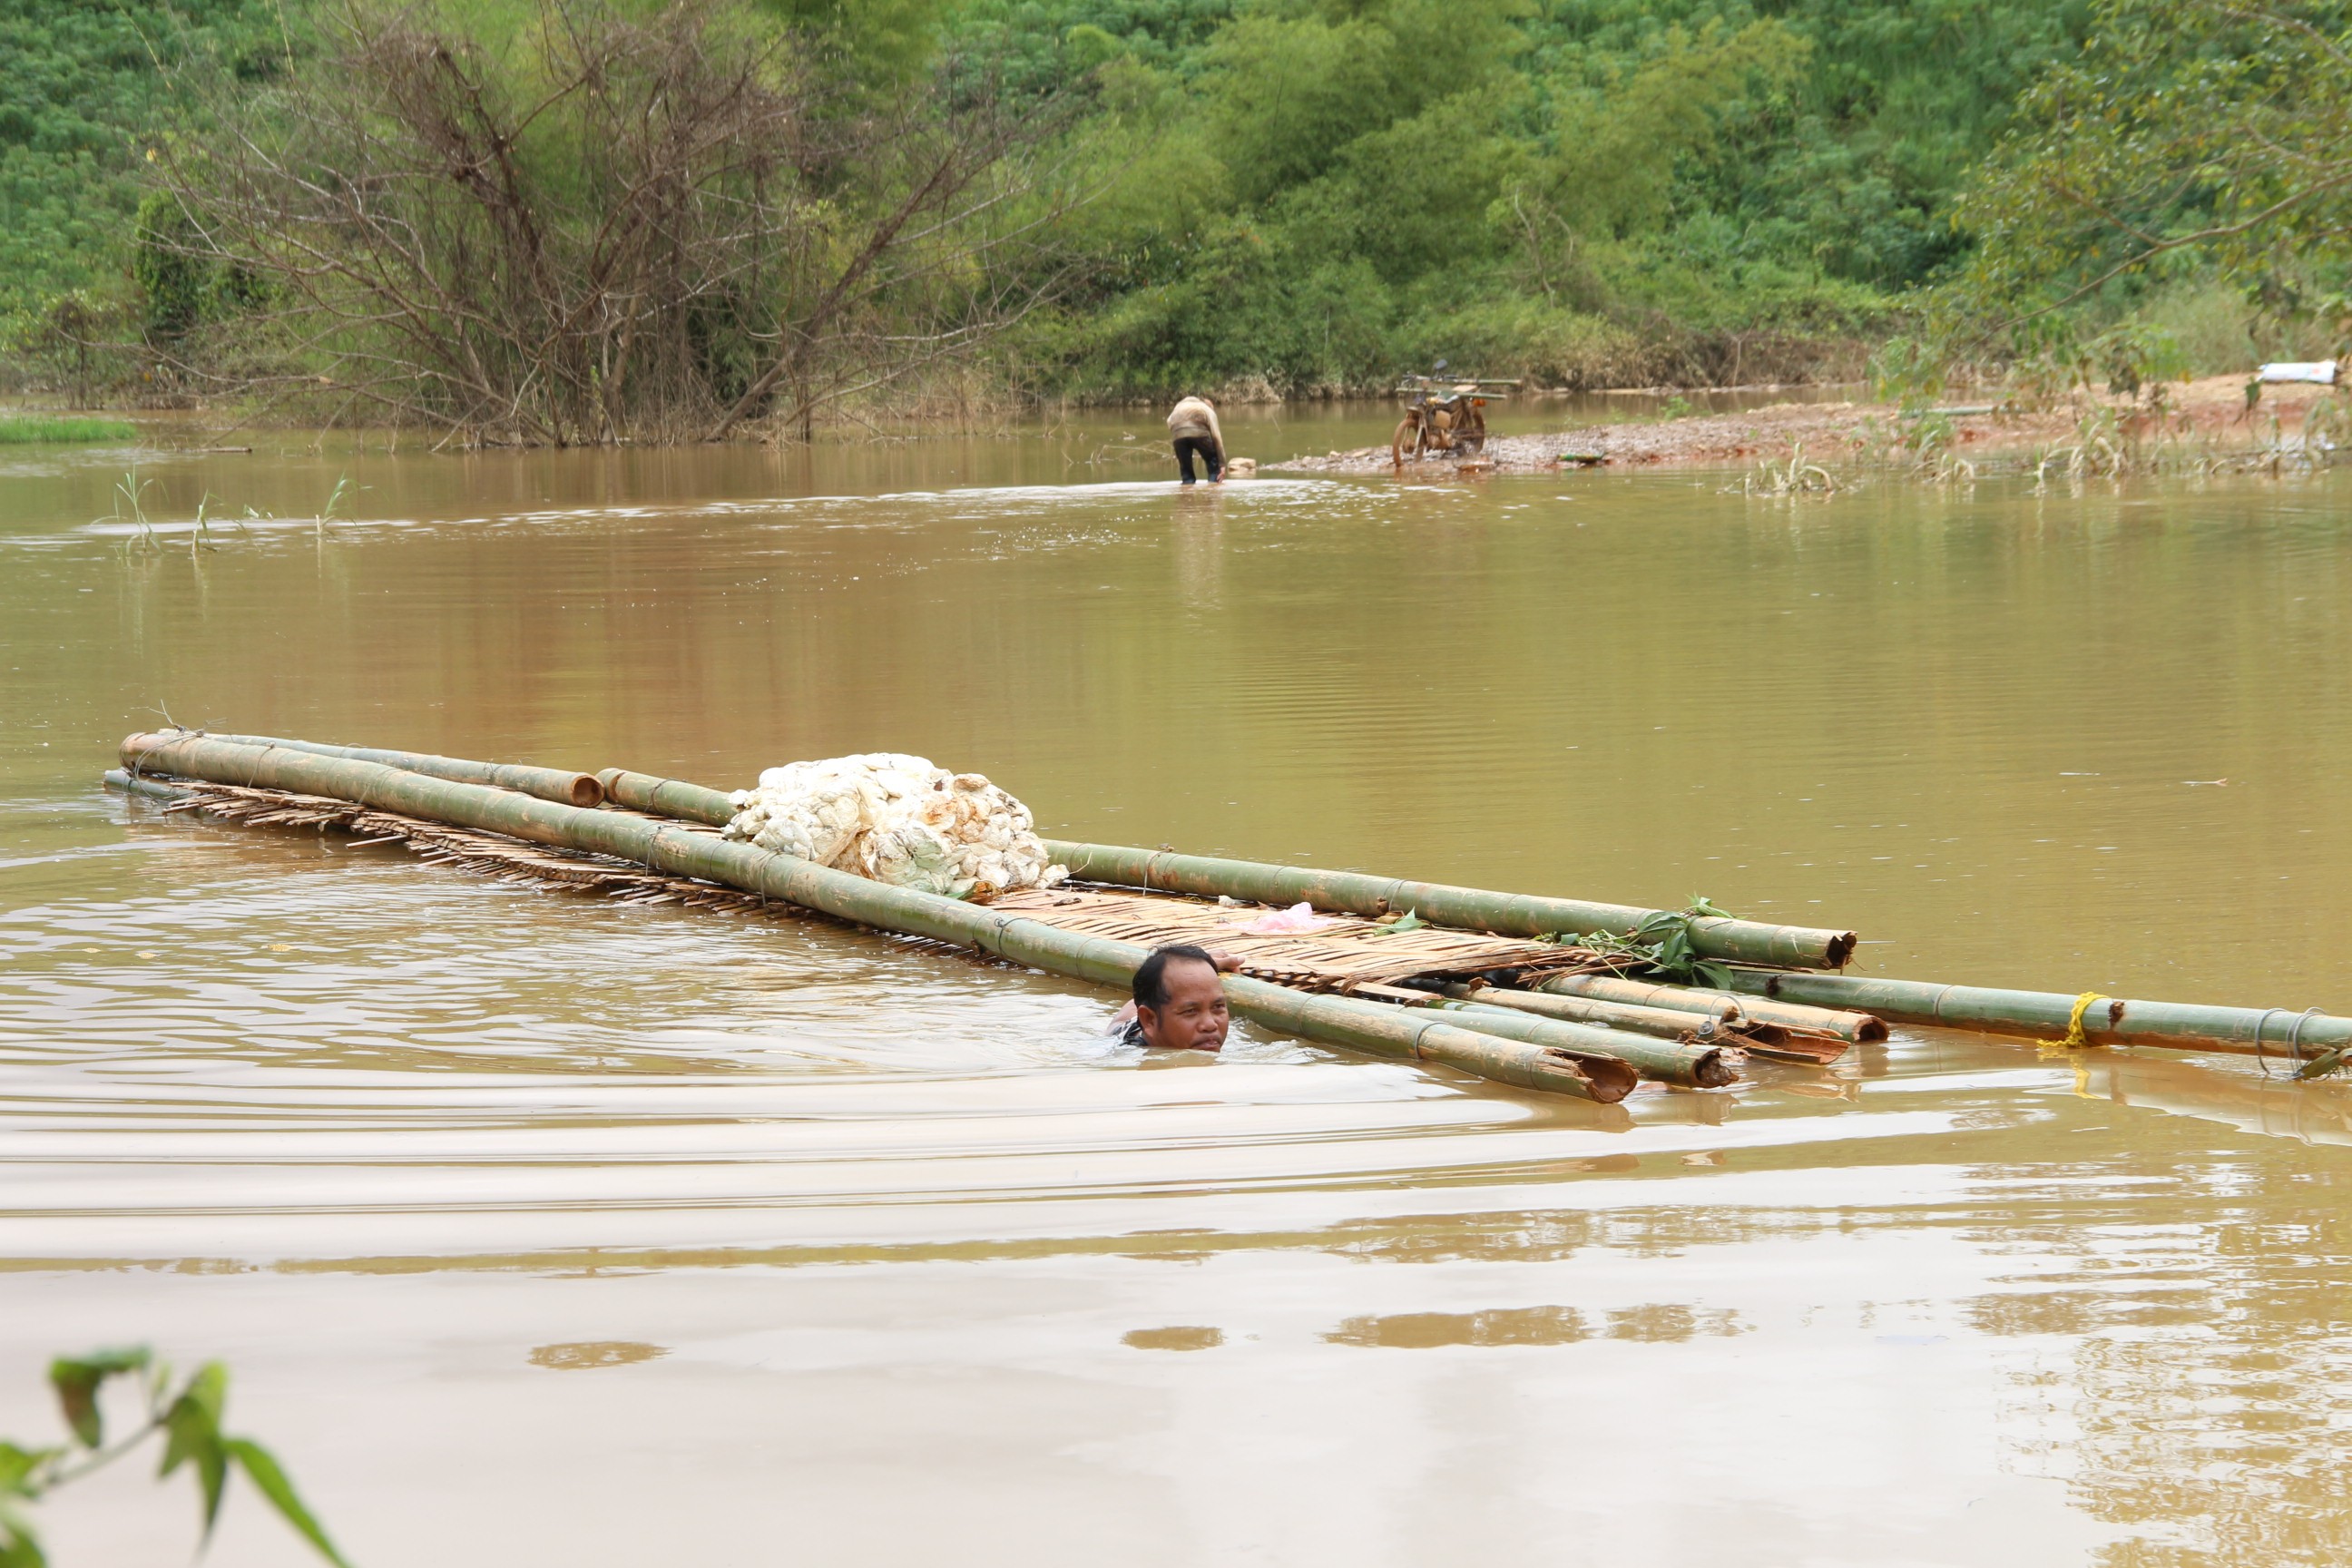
(723, 753, 1067, 900)
(2260, 360, 2338, 385)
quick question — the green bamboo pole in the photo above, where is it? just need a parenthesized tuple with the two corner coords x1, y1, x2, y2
(582, 760, 2352, 1065)
(1720, 967, 2352, 1061)
(1430, 981, 1847, 1063)
(589, 768, 1723, 1081)
(596, 768, 738, 826)
(225, 750, 1855, 966)
(1039, 840, 1857, 969)
(192, 731, 605, 808)
(1405, 995, 1735, 1086)
(113, 735, 1660, 1102)
(1434, 982, 1728, 1040)
(104, 769, 187, 804)
(1535, 973, 1887, 1044)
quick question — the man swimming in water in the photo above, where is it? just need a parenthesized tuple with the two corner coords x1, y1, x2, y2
(1114, 944, 1237, 1051)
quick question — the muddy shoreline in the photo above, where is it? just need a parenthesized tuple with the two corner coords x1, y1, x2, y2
(1270, 375, 2337, 475)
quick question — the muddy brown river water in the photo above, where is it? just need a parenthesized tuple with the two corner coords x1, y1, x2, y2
(4, 407, 2351, 1564)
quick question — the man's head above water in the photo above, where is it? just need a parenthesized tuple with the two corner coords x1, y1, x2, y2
(1132, 944, 1231, 1052)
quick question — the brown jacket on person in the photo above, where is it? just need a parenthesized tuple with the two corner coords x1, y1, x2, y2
(1166, 397, 1224, 456)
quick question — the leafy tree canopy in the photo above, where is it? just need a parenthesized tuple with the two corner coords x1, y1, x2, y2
(1938, 0, 2352, 382)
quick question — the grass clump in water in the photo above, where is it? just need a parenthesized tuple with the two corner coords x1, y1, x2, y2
(0, 415, 137, 445)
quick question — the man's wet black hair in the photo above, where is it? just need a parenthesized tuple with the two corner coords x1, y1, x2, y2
(1133, 944, 1218, 1011)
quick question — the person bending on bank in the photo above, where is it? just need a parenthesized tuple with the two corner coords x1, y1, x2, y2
(1115, 943, 1237, 1051)
(1166, 394, 1225, 485)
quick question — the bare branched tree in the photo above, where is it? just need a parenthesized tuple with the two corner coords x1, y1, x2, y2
(155, 0, 1085, 445)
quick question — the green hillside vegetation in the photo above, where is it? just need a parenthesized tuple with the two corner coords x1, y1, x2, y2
(12, 0, 2340, 425)
(952, 0, 2092, 395)
(1930, 0, 2352, 391)
(0, 0, 287, 344)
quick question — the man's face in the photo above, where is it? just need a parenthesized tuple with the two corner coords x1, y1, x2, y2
(1138, 958, 1230, 1052)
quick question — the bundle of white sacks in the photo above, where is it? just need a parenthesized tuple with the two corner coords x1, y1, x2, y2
(723, 753, 1069, 900)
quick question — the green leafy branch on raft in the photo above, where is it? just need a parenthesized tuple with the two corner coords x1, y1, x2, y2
(1547, 897, 1740, 988)
(1, 1347, 349, 1568)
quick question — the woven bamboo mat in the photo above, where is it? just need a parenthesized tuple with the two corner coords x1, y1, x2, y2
(142, 781, 764, 911)
(992, 887, 1619, 992)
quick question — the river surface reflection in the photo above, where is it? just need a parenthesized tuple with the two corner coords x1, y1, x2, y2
(3, 418, 2350, 1565)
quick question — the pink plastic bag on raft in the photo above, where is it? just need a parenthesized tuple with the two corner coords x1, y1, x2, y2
(1239, 901, 1329, 936)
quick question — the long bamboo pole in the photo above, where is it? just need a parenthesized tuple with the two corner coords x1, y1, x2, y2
(1434, 983, 1727, 1040)
(596, 768, 737, 826)
(115, 734, 1667, 1102)
(200, 732, 606, 808)
(615, 774, 1730, 1081)
(584, 760, 2352, 1064)
(1408, 996, 1737, 1086)
(1038, 841, 1858, 970)
(1535, 973, 1887, 1044)
(1433, 982, 1847, 1064)
(1721, 968, 2352, 1061)
(554, 765, 1850, 972)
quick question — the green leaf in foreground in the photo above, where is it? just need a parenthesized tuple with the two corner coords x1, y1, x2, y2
(47, 1348, 151, 1449)
(158, 1361, 230, 1534)
(2296, 1045, 2351, 1081)
(226, 1439, 353, 1568)
(10, 1348, 349, 1567)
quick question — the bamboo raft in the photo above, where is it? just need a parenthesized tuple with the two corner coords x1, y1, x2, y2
(102, 730, 2352, 1100)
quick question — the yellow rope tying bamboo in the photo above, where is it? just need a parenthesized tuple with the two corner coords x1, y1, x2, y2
(2055, 991, 2109, 1049)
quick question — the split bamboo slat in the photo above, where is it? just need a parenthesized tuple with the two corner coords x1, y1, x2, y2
(985, 886, 1620, 993)
(1723, 968, 2352, 1063)
(103, 772, 764, 910)
(116, 733, 1675, 1102)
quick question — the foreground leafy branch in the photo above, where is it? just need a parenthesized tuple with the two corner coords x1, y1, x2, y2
(0, 1348, 348, 1568)
(1558, 897, 1741, 989)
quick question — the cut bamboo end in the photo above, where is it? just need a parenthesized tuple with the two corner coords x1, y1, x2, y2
(1537, 972, 1884, 1044)
(136, 729, 606, 809)
(1731, 1026, 1849, 1066)
(1439, 981, 1722, 1040)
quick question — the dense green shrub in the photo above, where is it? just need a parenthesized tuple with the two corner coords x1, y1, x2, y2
(945, 0, 2092, 395)
(0, 0, 287, 344)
